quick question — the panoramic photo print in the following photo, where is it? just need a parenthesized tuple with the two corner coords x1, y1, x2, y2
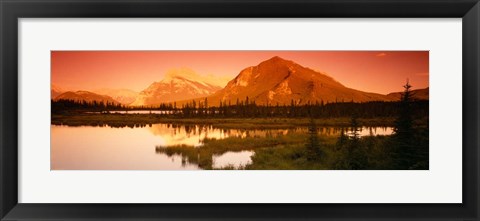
(51, 51, 429, 170)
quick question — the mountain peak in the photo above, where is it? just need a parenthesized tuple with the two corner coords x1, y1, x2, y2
(206, 56, 395, 106)
(51, 84, 65, 99)
(160, 68, 229, 88)
(130, 69, 224, 106)
(262, 56, 292, 65)
(269, 55, 284, 60)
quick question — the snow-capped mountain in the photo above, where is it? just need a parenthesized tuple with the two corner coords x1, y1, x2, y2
(130, 68, 223, 106)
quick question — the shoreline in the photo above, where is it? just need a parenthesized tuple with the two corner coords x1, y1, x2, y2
(51, 113, 427, 129)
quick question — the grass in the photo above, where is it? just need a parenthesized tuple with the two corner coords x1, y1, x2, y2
(154, 129, 428, 170)
(155, 134, 307, 169)
(245, 136, 339, 170)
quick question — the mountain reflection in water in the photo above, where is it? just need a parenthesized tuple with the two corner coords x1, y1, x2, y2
(51, 124, 393, 170)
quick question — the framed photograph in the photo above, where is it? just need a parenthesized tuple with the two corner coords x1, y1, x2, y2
(1, 0, 479, 220)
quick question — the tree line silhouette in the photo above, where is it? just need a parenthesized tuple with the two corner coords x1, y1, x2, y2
(52, 98, 428, 119)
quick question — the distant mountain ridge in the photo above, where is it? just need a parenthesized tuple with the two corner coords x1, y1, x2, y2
(204, 56, 395, 106)
(386, 87, 429, 101)
(54, 91, 120, 104)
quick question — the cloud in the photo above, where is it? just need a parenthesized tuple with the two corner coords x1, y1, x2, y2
(376, 52, 387, 57)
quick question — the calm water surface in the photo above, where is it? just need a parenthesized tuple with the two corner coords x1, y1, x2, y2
(51, 124, 393, 170)
(87, 110, 175, 114)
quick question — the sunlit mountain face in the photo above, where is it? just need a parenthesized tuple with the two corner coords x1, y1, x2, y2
(194, 56, 395, 107)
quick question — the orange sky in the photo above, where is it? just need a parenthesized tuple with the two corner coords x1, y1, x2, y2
(51, 51, 428, 94)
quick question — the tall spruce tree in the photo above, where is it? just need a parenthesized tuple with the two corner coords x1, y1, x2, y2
(393, 79, 416, 169)
(306, 118, 323, 161)
(347, 115, 367, 169)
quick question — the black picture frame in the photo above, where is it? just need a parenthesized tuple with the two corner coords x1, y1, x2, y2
(1, 0, 479, 220)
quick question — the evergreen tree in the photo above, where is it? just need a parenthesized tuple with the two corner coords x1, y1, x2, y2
(305, 118, 324, 161)
(336, 128, 348, 150)
(344, 115, 367, 169)
(350, 115, 360, 141)
(392, 79, 416, 169)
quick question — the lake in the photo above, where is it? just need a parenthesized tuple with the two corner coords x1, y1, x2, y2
(87, 110, 177, 115)
(51, 124, 394, 170)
